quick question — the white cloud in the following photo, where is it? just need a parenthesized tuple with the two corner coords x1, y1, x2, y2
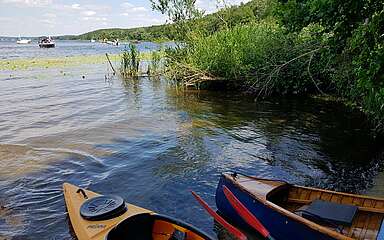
(43, 13, 56, 18)
(82, 16, 107, 22)
(39, 17, 56, 29)
(196, 0, 251, 14)
(131, 7, 147, 12)
(1, 0, 52, 6)
(82, 10, 96, 16)
(121, 2, 134, 9)
(0, 0, 248, 36)
(0, 16, 12, 21)
(71, 3, 80, 9)
(120, 2, 149, 18)
(117, 1, 168, 28)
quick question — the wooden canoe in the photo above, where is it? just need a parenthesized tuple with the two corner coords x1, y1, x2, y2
(215, 173, 384, 240)
(63, 183, 213, 240)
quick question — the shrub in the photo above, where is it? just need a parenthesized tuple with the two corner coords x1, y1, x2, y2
(170, 20, 331, 96)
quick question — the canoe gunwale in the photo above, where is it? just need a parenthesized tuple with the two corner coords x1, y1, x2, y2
(222, 173, 354, 240)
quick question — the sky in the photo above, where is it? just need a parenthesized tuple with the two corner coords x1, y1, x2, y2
(0, 0, 250, 37)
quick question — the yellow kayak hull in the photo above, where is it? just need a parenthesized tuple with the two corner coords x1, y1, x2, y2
(63, 183, 212, 240)
(63, 183, 152, 240)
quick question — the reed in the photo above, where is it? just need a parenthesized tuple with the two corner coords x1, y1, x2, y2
(147, 50, 163, 76)
(120, 44, 141, 77)
(164, 20, 331, 96)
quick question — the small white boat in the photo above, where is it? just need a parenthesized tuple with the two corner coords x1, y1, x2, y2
(39, 36, 55, 48)
(90, 39, 96, 43)
(106, 39, 119, 46)
(16, 38, 31, 44)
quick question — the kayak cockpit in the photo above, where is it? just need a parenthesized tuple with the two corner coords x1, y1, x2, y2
(106, 213, 212, 240)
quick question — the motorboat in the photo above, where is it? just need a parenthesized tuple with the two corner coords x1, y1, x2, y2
(39, 36, 55, 48)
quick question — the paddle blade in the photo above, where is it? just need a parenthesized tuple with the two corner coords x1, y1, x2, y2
(223, 186, 270, 238)
(191, 191, 247, 240)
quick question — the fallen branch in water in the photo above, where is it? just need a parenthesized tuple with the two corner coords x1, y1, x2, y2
(165, 57, 225, 88)
(307, 51, 325, 95)
(256, 47, 323, 98)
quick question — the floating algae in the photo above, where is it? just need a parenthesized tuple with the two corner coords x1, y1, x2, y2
(0, 52, 155, 71)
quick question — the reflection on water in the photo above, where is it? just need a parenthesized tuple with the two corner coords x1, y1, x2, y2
(0, 62, 383, 239)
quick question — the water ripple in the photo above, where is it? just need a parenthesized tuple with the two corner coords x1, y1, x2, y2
(0, 58, 383, 239)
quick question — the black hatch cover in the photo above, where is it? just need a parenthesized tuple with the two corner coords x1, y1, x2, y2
(80, 195, 127, 221)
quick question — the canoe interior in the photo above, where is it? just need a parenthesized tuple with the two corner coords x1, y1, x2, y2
(283, 186, 384, 239)
(231, 174, 384, 240)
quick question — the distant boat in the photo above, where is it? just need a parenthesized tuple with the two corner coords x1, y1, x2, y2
(90, 39, 96, 43)
(39, 36, 55, 48)
(16, 36, 31, 44)
(106, 39, 119, 46)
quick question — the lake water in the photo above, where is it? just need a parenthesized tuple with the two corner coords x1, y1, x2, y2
(0, 40, 171, 59)
(0, 41, 383, 239)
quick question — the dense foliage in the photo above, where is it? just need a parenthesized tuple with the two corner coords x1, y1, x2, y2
(273, 0, 384, 129)
(153, 0, 383, 131)
(171, 21, 330, 94)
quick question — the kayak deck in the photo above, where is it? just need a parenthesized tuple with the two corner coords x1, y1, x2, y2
(63, 183, 213, 240)
(63, 183, 151, 240)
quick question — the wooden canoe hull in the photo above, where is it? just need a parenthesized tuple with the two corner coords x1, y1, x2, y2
(216, 175, 349, 240)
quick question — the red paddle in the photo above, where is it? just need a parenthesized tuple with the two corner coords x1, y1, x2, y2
(191, 191, 247, 240)
(223, 186, 275, 240)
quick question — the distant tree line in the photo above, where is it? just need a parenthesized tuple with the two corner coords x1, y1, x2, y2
(67, 1, 267, 42)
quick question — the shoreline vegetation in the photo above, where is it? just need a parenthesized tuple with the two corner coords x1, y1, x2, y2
(146, 0, 383, 133)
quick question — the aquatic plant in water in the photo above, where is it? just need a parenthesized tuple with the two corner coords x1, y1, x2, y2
(120, 44, 140, 77)
(147, 50, 163, 76)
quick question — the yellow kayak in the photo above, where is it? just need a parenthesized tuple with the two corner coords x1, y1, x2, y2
(63, 183, 213, 240)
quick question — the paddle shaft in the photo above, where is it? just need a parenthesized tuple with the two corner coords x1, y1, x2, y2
(191, 191, 247, 240)
(223, 186, 276, 240)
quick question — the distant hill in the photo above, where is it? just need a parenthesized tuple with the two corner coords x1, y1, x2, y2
(66, 0, 268, 41)
(75, 24, 174, 42)
(55, 35, 77, 40)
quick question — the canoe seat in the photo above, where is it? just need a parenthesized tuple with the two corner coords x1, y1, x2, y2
(265, 183, 290, 205)
(295, 200, 358, 227)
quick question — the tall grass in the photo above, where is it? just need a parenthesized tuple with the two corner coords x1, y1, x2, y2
(120, 44, 141, 77)
(167, 20, 331, 95)
(147, 50, 162, 76)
